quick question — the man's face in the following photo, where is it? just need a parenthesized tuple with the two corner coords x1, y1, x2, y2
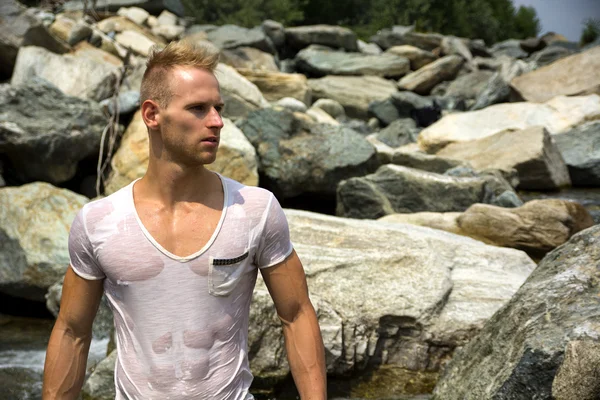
(158, 66, 224, 166)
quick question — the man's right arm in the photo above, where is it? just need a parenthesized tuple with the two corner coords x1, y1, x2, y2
(42, 266, 104, 400)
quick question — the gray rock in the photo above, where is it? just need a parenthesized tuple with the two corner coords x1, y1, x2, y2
(493, 190, 524, 208)
(469, 39, 492, 57)
(391, 150, 465, 174)
(0, 183, 88, 301)
(275, 97, 307, 113)
(530, 45, 575, 67)
(312, 98, 345, 119)
(99, 90, 140, 115)
(357, 39, 382, 55)
(62, 0, 185, 16)
(375, 118, 420, 148)
(237, 69, 311, 105)
(239, 108, 377, 198)
(398, 55, 464, 95)
(206, 24, 275, 54)
(0, 0, 70, 79)
(295, 45, 410, 78)
(470, 72, 510, 110)
(385, 45, 437, 70)
(368, 98, 400, 126)
(553, 122, 600, 186)
(519, 37, 545, 54)
(443, 70, 494, 103)
(552, 340, 600, 400)
(220, 47, 279, 72)
(308, 75, 398, 119)
(0, 78, 108, 184)
(432, 224, 600, 400)
(82, 350, 118, 400)
(116, 6, 149, 25)
(490, 39, 528, 59)
(151, 24, 185, 41)
(261, 19, 285, 48)
(285, 24, 358, 52)
(11, 45, 122, 102)
(336, 164, 513, 219)
(371, 29, 443, 51)
(441, 35, 473, 61)
(215, 63, 270, 120)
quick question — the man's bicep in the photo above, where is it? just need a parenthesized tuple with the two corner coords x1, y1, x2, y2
(260, 250, 311, 323)
(57, 266, 104, 336)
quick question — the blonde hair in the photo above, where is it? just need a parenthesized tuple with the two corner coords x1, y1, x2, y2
(140, 40, 220, 107)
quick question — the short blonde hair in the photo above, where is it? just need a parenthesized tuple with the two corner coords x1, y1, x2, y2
(140, 40, 220, 107)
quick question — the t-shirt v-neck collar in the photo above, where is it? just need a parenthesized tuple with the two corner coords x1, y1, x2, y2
(129, 174, 229, 263)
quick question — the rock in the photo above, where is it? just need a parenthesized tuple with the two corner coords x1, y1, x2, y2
(82, 350, 118, 400)
(374, 118, 420, 148)
(336, 164, 514, 219)
(0, 183, 88, 301)
(306, 107, 339, 126)
(237, 69, 311, 105)
(99, 90, 140, 115)
(379, 211, 464, 236)
(156, 9, 178, 26)
(239, 108, 377, 198)
(206, 25, 275, 54)
(295, 45, 410, 78)
(368, 98, 401, 126)
(146, 15, 158, 28)
(552, 340, 600, 400)
(437, 126, 571, 190)
(115, 29, 158, 57)
(385, 45, 437, 70)
(357, 39, 382, 55)
(215, 63, 270, 120)
(11, 45, 122, 102)
(220, 47, 279, 72)
(520, 37, 545, 53)
(105, 113, 258, 194)
(275, 97, 307, 113)
(431, 224, 600, 400)
(308, 75, 398, 119)
(419, 95, 600, 153)
(511, 46, 600, 103)
(261, 19, 285, 48)
(151, 24, 185, 41)
(49, 15, 92, 46)
(0, 0, 70, 80)
(553, 122, 600, 186)
(457, 199, 593, 258)
(391, 150, 465, 174)
(540, 32, 569, 47)
(441, 36, 473, 62)
(96, 16, 164, 46)
(116, 6, 149, 26)
(285, 25, 358, 52)
(398, 55, 464, 95)
(490, 39, 528, 59)
(62, 0, 185, 16)
(442, 70, 494, 104)
(468, 39, 491, 57)
(0, 78, 108, 184)
(312, 98, 345, 119)
(371, 29, 443, 51)
(529, 45, 575, 68)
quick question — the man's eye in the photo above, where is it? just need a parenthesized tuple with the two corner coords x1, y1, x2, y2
(215, 106, 223, 114)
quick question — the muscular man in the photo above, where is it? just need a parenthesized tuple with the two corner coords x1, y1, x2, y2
(42, 40, 327, 399)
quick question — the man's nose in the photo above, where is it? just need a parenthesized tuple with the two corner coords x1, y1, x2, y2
(207, 107, 224, 129)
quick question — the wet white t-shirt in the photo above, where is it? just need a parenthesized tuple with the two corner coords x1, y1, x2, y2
(68, 175, 293, 400)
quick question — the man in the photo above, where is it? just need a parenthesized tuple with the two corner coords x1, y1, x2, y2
(42, 40, 327, 399)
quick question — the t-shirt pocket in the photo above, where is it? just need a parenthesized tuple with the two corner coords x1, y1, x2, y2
(208, 249, 250, 297)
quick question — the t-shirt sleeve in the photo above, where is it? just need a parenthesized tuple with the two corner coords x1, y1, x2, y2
(255, 194, 294, 269)
(68, 208, 105, 280)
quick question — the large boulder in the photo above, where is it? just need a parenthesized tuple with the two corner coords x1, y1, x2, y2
(295, 46, 410, 78)
(251, 209, 536, 396)
(419, 95, 600, 153)
(511, 46, 600, 103)
(371, 29, 443, 51)
(432, 224, 600, 400)
(105, 112, 258, 194)
(220, 47, 279, 72)
(530, 45, 575, 68)
(0, 78, 107, 184)
(215, 63, 270, 120)
(205, 25, 275, 54)
(11, 45, 122, 102)
(308, 75, 398, 119)
(553, 122, 600, 186)
(237, 69, 311, 105)
(385, 45, 437, 70)
(440, 70, 494, 104)
(437, 126, 571, 190)
(490, 39, 528, 59)
(0, 183, 88, 301)
(239, 108, 377, 198)
(398, 55, 464, 95)
(336, 164, 515, 219)
(0, 0, 69, 80)
(284, 25, 358, 52)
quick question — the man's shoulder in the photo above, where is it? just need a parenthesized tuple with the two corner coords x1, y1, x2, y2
(78, 181, 133, 225)
(222, 175, 275, 205)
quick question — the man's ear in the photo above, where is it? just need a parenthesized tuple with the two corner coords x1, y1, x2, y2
(141, 100, 160, 130)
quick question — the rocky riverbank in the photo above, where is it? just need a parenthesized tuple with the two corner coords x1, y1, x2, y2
(1, 0, 599, 398)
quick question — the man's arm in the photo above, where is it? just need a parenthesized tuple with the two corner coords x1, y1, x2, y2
(43, 266, 104, 400)
(260, 250, 327, 399)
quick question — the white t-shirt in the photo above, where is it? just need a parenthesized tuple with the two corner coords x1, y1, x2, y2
(68, 175, 293, 400)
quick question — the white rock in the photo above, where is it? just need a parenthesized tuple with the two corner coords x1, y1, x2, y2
(116, 7, 149, 26)
(115, 29, 158, 57)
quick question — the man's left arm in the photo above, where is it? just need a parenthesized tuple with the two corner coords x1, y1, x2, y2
(260, 250, 327, 399)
